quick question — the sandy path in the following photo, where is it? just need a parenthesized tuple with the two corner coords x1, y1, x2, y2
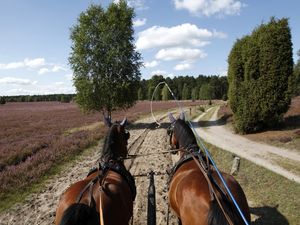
(193, 106, 300, 184)
(0, 114, 177, 225)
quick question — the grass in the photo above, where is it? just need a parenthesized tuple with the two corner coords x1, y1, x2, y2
(204, 141, 300, 225)
(196, 105, 219, 128)
(267, 153, 300, 176)
(64, 122, 103, 135)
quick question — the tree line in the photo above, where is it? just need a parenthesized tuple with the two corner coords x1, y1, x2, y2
(138, 75, 228, 101)
(0, 74, 228, 104)
(0, 94, 75, 104)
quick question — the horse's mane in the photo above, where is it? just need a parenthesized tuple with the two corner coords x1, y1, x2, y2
(101, 124, 120, 162)
(174, 119, 198, 149)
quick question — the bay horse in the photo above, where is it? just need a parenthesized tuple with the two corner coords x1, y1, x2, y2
(167, 113, 251, 225)
(55, 117, 136, 225)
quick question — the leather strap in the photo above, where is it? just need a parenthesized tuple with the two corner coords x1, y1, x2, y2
(191, 155, 235, 225)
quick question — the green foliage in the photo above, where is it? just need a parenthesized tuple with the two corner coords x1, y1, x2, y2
(0, 96, 6, 105)
(60, 95, 71, 103)
(137, 87, 144, 100)
(199, 83, 213, 100)
(294, 49, 300, 96)
(198, 106, 205, 112)
(228, 17, 293, 133)
(161, 85, 171, 101)
(69, 1, 142, 116)
(138, 74, 228, 101)
(191, 87, 198, 101)
(182, 83, 191, 100)
(147, 86, 155, 100)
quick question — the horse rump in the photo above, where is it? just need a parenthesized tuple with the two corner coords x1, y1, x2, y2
(207, 199, 242, 225)
(59, 203, 99, 225)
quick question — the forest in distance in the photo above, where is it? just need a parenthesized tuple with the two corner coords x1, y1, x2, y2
(0, 74, 228, 103)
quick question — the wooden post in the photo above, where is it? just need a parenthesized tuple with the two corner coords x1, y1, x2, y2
(230, 156, 240, 175)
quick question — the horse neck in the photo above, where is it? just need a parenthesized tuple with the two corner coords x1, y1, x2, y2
(175, 122, 198, 155)
(101, 126, 127, 163)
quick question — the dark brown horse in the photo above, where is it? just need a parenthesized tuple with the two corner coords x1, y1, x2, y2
(167, 113, 251, 225)
(55, 117, 136, 225)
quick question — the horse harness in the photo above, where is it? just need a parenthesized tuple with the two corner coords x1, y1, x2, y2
(167, 145, 236, 225)
(76, 160, 136, 208)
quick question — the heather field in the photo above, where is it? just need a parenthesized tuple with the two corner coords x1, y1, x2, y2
(0, 100, 204, 198)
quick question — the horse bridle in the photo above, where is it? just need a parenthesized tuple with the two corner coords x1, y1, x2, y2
(167, 122, 178, 151)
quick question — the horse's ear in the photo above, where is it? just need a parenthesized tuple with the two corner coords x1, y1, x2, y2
(168, 113, 176, 124)
(179, 112, 185, 121)
(103, 115, 112, 127)
(120, 117, 127, 126)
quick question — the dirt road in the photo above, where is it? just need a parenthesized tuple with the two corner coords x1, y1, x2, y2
(193, 106, 300, 184)
(0, 114, 177, 225)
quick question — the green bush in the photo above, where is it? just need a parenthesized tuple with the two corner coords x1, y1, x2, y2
(0, 96, 6, 105)
(228, 17, 293, 133)
(198, 106, 205, 112)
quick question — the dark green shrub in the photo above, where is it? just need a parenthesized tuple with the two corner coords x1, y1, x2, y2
(228, 18, 293, 133)
(0, 96, 6, 105)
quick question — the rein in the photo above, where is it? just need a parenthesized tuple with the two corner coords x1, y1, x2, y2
(124, 149, 180, 159)
(167, 146, 236, 225)
(190, 154, 235, 225)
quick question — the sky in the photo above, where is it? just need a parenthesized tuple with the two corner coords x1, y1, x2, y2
(0, 0, 299, 96)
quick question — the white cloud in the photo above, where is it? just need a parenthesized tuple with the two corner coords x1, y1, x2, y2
(128, 0, 148, 10)
(65, 74, 73, 81)
(0, 77, 36, 85)
(174, 62, 193, 71)
(0, 84, 75, 96)
(149, 70, 175, 79)
(173, 0, 244, 17)
(0, 58, 45, 70)
(155, 47, 207, 61)
(0, 81, 75, 96)
(133, 18, 147, 27)
(52, 65, 66, 72)
(151, 70, 167, 76)
(136, 23, 225, 50)
(114, 0, 148, 10)
(24, 58, 45, 68)
(38, 65, 67, 75)
(0, 62, 23, 69)
(144, 60, 159, 68)
(0, 58, 68, 75)
(38, 68, 50, 75)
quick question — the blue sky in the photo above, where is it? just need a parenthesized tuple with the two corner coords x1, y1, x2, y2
(0, 0, 299, 96)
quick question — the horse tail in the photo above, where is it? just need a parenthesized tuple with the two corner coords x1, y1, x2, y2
(59, 203, 99, 225)
(207, 200, 241, 225)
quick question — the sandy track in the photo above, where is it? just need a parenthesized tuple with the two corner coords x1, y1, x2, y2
(0, 114, 177, 225)
(193, 106, 300, 184)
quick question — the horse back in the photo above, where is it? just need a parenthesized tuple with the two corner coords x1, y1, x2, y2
(169, 160, 212, 225)
(168, 161, 250, 225)
(101, 170, 134, 218)
(55, 170, 133, 225)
